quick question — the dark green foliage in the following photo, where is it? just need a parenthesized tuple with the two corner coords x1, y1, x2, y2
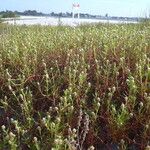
(1, 11, 17, 18)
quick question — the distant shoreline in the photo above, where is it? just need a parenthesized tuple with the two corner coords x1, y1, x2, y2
(2, 15, 139, 22)
(3, 16, 138, 26)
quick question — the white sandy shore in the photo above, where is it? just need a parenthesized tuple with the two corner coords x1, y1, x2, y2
(4, 16, 138, 26)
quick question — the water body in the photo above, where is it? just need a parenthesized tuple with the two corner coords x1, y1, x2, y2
(4, 16, 138, 26)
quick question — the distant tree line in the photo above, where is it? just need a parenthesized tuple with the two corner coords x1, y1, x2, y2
(0, 10, 86, 18)
(0, 10, 141, 21)
(0, 10, 44, 18)
(0, 11, 17, 18)
(15, 10, 44, 16)
(0, 10, 99, 18)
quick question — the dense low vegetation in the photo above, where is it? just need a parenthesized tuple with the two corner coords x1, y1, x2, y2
(0, 23, 150, 150)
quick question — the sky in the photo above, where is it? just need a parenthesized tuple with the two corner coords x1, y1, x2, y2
(0, 0, 150, 17)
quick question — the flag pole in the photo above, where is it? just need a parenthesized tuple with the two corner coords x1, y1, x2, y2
(72, 3, 80, 19)
(72, 4, 74, 19)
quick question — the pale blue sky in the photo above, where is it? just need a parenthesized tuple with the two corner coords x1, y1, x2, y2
(0, 0, 150, 17)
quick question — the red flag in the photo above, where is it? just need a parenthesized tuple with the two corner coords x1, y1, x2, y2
(73, 3, 80, 8)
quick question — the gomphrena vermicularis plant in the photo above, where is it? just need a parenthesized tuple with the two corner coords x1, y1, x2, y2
(0, 23, 150, 150)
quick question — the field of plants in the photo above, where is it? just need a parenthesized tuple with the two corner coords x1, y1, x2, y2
(0, 22, 150, 150)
